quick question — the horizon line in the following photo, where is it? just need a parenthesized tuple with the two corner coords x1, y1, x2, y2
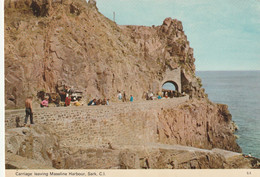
(196, 70, 260, 72)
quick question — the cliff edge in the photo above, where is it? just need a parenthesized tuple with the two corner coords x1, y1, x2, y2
(5, 0, 257, 169)
(5, 0, 204, 108)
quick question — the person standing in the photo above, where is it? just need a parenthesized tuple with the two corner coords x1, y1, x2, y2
(145, 91, 149, 100)
(65, 86, 71, 107)
(101, 98, 107, 105)
(149, 92, 154, 100)
(65, 95, 71, 106)
(24, 96, 34, 127)
(130, 95, 133, 102)
(118, 91, 122, 100)
(158, 91, 163, 98)
(165, 91, 168, 98)
(122, 91, 126, 102)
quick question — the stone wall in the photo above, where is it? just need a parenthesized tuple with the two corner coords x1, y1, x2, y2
(160, 67, 182, 92)
(5, 96, 189, 147)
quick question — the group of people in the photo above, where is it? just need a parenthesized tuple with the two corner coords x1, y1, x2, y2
(117, 91, 133, 102)
(40, 93, 69, 108)
(38, 87, 182, 109)
(39, 85, 83, 108)
(143, 91, 156, 100)
(143, 91, 161, 100)
(23, 87, 183, 127)
(162, 90, 183, 98)
(143, 90, 183, 101)
(88, 98, 109, 106)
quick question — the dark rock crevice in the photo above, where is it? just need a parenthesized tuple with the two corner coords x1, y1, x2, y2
(30, 0, 49, 17)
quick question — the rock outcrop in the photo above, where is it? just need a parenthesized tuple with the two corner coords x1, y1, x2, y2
(5, 125, 62, 168)
(5, 0, 204, 109)
(5, 125, 259, 169)
(157, 100, 241, 152)
(5, 0, 258, 169)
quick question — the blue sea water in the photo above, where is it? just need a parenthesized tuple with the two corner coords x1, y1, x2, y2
(196, 71, 260, 158)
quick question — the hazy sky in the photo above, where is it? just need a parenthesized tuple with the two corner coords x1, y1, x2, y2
(97, 0, 260, 71)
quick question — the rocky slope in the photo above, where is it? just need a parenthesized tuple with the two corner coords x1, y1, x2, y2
(5, 125, 259, 169)
(5, 125, 61, 168)
(5, 0, 204, 108)
(5, 98, 259, 169)
(5, 0, 256, 169)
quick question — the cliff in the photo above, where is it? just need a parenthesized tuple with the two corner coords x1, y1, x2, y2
(5, 0, 258, 169)
(5, 0, 204, 108)
(5, 125, 256, 169)
(5, 101, 259, 169)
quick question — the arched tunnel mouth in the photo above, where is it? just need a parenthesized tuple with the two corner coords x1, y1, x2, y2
(161, 81, 180, 98)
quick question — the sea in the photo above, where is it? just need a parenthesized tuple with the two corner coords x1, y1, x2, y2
(196, 71, 260, 158)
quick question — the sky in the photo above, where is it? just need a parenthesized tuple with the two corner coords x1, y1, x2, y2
(0, 1, 258, 175)
(162, 82, 176, 90)
(97, 0, 260, 71)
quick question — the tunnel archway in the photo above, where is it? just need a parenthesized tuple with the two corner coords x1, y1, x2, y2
(161, 81, 179, 98)
(162, 81, 179, 92)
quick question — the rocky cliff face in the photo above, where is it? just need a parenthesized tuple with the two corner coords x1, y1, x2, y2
(5, 125, 62, 168)
(5, 125, 259, 169)
(5, 0, 204, 108)
(5, 0, 255, 169)
(157, 100, 241, 152)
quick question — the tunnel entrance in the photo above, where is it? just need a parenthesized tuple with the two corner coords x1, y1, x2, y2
(161, 81, 180, 98)
(162, 81, 178, 91)
(162, 82, 177, 91)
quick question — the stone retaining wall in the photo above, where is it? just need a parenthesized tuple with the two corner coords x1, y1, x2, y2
(5, 96, 189, 147)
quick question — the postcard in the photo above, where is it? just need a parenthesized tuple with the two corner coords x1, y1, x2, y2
(1, 0, 260, 177)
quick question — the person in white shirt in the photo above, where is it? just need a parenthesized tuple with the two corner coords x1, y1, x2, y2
(118, 91, 122, 100)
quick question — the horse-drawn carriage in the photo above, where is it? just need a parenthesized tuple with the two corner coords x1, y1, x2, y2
(37, 85, 83, 106)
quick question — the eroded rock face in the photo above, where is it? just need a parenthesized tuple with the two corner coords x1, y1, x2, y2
(5, 0, 204, 109)
(157, 100, 241, 152)
(5, 101, 260, 169)
(5, 0, 257, 170)
(5, 127, 256, 169)
(5, 125, 62, 168)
